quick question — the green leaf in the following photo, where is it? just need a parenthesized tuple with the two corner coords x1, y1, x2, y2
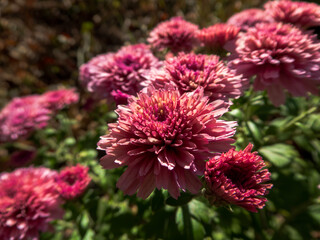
(284, 225, 304, 240)
(80, 211, 90, 229)
(70, 230, 81, 240)
(227, 109, 244, 120)
(309, 204, 320, 224)
(106, 111, 118, 120)
(83, 229, 95, 240)
(259, 144, 299, 167)
(295, 122, 313, 136)
(97, 198, 109, 225)
(189, 199, 212, 224)
(64, 137, 76, 146)
(246, 121, 263, 145)
(79, 149, 97, 159)
(191, 218, 206, 240)
(44, 128, 56, 136)
(310, 114, 320, 132)
(176, 207, 183, 233)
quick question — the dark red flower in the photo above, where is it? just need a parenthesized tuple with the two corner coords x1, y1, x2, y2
(98, 85, 236, 199)
(204, 143, 272, 212)
(148, 17, 199, 53)
(56, 164, 91, 200)
(0, 167, 63, 240)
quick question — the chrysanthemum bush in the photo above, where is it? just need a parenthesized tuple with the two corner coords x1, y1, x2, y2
(1, 0, 320, 239)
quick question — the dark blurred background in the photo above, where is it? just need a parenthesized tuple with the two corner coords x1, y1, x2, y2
(0, 0, 267, 106)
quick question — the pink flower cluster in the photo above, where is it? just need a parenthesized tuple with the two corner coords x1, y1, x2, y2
(148, 17, 199, 53)
(197, 23, 240, 51)
(204, 144, 273, 212)
(146, 53, 246, 103)
(0, 164, 91, 239)
(0, 89, 78, 143)
(12, 2, 320, 238)
(80, 1, 320, 108)
(229, 22, 320, 106)
(55, 164, 91, 200)
(41, 88, 79, 111)
(264, 0, 320, 29)
(0, 167, 63, 240)
(79, 44, 160, 103)
(82, 1, 319, 213)
(0, 96, 51, 143)
(227, 8, 274, 31)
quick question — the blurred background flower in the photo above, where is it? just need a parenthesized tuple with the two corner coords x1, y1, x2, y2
(56, 164, 91, 200)
(79, 44, 161, 103)
(228, 22, 320, 106)
(0, 167, 63, 240)
(148, 16, 199, 53)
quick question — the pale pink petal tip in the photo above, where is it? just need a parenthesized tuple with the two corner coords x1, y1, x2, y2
(98, 85, 236, 199)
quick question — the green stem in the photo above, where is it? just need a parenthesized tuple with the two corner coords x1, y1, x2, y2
(250, 212, 268, 240)
(280, 107, 317, 132)
(244, 87, 255, 122)
(182, 204, 193, 240)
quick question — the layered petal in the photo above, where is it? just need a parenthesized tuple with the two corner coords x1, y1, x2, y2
(264, 0, 320, 29)
(144, 53, 247, 103)
(204, 143, 273, 212)
(0, 167, 63, 240)
(229, 22, 320, 106)
(55, 164, 91, 200)
(147, 17, 199, 53)
(79, 44, 161, 102)
(98, 86, 236, 199)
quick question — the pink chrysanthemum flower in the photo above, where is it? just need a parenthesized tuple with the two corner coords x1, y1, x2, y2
(0, 96, 52, 143)
(264, 0, 320, 29)
(97, 85, 236, 199)
(197, 23, 240, 51)
(148, 17, 199, 53)
(0, 167, 63, 240)
(41, 88, 79, 111)
(55, 164, 91, 200)
(228, 22, 320, 106)
(79, 44, 160, 102)
(227, 8, 274, 31)
(145, 53, 246, 103)
(0, 88, 78, 143)
(204, 143, 273, 212)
